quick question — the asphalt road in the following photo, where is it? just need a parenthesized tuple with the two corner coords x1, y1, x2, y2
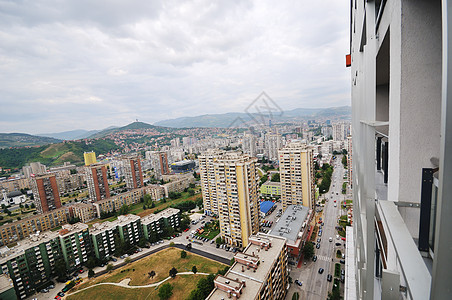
(294, 158, 347, 300)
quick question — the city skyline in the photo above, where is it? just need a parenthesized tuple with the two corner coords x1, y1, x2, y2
(0, 0, 350, 134)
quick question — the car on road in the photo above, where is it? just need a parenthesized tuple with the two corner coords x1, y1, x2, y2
(341, 269, 345, 276)
(316, 243, 320, 249)
(327, 274, 332, 282)
(317, 238, 321, 243)
(318, 268, 324, 274)
(57, 292, 65, 297)
(312, 255, 317, 262)
(340, 275, 345, 283)
(340, 259, 345, 264)
(295, 279, 303, 286)
(329, 237, 333, 242)
(335, 242, 342, 246)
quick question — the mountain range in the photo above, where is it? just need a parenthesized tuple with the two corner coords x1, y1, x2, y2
(154, 106, 351, 128)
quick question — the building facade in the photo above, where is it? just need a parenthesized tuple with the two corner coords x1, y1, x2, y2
(83, 151, 97, 166)
(214, 152, 260, 248)
(122, 155, 144, 190)
(207, 233, 288, 300)
(278, 142, 315, 211)
(85, 164, 110, 201)
(30, 173, 62, 213)
(199, 149, 225, 216)
(349, 1, 450, 299)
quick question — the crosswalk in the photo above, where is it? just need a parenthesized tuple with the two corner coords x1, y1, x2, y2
(317, 255, 331, 262)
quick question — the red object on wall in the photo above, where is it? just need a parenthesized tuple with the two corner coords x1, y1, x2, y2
(346, 54, 351, 67)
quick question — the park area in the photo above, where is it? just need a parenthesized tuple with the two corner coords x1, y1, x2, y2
(67, 247, 225, 300)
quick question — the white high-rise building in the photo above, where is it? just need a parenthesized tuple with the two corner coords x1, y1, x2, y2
(199, 149, 225, 216)
(242, 134, 257, 157)
(349, 1, 450, 299)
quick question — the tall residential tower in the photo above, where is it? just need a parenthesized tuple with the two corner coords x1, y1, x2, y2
(278, 141, 315, 211)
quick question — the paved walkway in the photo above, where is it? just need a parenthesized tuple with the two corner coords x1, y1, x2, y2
(67, 272, 210, 296)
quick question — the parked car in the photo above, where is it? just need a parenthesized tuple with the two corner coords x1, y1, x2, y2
(335, 242, 342, 246)
(295, 279, 303, 286)
(316, 243, 320, 249)
(313, 255, 317, 262)
(327, 274, 332, 282)
(340, 259, 345, 264)
(318, 268, 324, 274)
(340, 275, 345, 283)
(57, 292, 65, 297)
(341, 269, 345, 276)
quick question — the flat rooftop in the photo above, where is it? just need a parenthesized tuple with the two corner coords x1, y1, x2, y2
(0, 231, 60, 265)
(207, 233, 286, 300)
(59, 223, 89, 237)
(141, 208, 180, 225)
(270, 205, 309, 243)
(110, 214, 140, 227)
(90, 221, 116, 234)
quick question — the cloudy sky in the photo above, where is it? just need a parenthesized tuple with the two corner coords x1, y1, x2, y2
(0, 0, 350, 134)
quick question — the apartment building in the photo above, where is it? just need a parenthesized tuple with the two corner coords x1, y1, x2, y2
(145, 151, 170, 177)
(145, 184, 165, 201)
(70, 203, 97, 223)
(161, 174, 195, 198)
(111, 215, 143, 246)
(57, 223, 91, 270)
(141, 208, 180, 239)
(90, 222, 116, 261)
(93, 187, 146, 218)
(30, 173, 62, 213)
(265, 131, 282, 162)
(0, 207, 70, 246)
(349, 1, 450, 299)
(22, 162, 47, 178)
(214, 152, 260, 248)
(0, 231, 61, 299)
(122, 155, 144, 190)
(242, 134, 257, 157)
(278, 142, 315, 211)
(85, 163, 110, 201)
(0, 178, 30, 193)
(56, 174, 84, 195)
(207, 233, 288, 300)
(199, 149, 225, 216)
(83, 151, 97, 166)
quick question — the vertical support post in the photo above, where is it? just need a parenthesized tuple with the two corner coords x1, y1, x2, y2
(383, 142, 389, 184)
(418, 168, 434, 253)
(432, 1, 452, 299)
(376, 137, 382, 170)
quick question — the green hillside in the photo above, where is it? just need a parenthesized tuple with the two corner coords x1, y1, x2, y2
(89, 121, 173, 138)
(0, 133, 61, 148)
(0, 139, 119, 169)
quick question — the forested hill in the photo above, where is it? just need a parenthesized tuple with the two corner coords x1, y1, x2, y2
(0, 139, 119, 169)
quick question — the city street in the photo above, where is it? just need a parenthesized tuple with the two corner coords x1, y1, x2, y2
(290, 157, 348, 300)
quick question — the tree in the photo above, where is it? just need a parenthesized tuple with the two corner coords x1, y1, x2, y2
(216, 237, 223, 245)
(149, 270, 156, 279)
(169, 267, 178, 278)
(192, 265, 197, 274)
(180, 250, 187, 259)
(158, 283, 173, 300)
(24, 204, 29, 209)
(85, 256, 97, 269)
(303, 242, 315, 260)
(292, 292, 300, 300)
(124, 257, 131, 264)
(54, 259, 67, 281)
(271, 173, 280, 182)
(31, 203, 35, 209)
(342, 154, 347, 168)
(88, 269, 95, 278)
(106, 263, 114, 272)
(188, 188, 195, 196)
(118, 204, 129, 216)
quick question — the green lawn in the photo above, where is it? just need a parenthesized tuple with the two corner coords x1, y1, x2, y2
(67, 274, 202, 300)
(71, 247, 225, 292)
